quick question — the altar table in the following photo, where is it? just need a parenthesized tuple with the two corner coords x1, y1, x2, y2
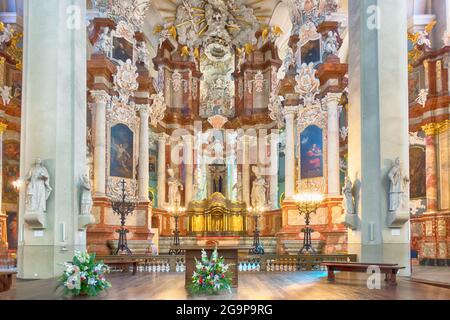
(177, 245, 245, 288)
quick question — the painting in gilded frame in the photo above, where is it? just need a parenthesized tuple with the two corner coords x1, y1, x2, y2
(110, 124, 134, 179)
(409, 146, 426, 199)
(300, 125, 323, 179)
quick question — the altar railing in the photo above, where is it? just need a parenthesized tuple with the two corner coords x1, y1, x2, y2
(112, 253, 357, 274)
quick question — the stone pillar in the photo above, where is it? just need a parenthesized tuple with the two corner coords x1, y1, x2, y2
(137, 104, 150, 202)
(157, 133, 169, 208)
(422, 124, 438, 212)
(269, 132, 279, 209)
(283, 106, 297, 199)
(0, 122, 6, 213)
(242, 135, 251, 206)
(183, 135, 194, 206)
(18, 0, 87, 278)
(91, 90, 109, 197)
(348, 0, 411, 275)
(325, 93, 342, 196)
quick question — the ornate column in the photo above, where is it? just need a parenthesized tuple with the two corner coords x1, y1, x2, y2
(0, 122, 7, 213)
(325, 93, 342, 196)
(183, 135, 194, 205)
(283, 106, 298, 199)
(422, 123, 439, 212)
(242, 135, 251, 206)
(91, 90, 110, 197)
(157, 133, 169, 208)
(269, 132, 279, 208)
(137, 104, 150, 202)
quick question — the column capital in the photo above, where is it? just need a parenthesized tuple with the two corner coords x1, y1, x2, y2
(0, 122, 7, 134)
(136, 104, 150, 116)
(323, 92, 342, 105)
(283, 105, 299, 118)
(422, 123, 439, 136)
(181, 134, 194, 143)
(90, 90, 110, 105)
(158, 132, 170, 143)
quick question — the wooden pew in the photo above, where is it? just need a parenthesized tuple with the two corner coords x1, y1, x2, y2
(0, 271, 16, 292)
(320, 262, 405, 286)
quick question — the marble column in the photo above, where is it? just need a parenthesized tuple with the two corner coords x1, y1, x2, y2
(283, 106, 298, 199)
(0, 122, 7, 213)
(18, 0, 87, 278)
(325, 93, 342, 196)
(242, 135, 251, 206)
(269, 132, 279, 209)
(157, 133, 169, 208)
(348, 0, 410, 275)
(183, 135, 194, 206)
(137, 104, 150, 202)
(91, 90, 109, 197)
(422, 124, 439, 212)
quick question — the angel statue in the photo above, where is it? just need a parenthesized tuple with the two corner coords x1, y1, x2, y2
(94, 27, 112, 56)
(408, 20, 436, 51)
(388, 158, 409, 212)
(323, 31, 339, 59)
(0, 86, 12, 105)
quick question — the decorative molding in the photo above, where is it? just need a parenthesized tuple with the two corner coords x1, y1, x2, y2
(113, 59, 139, 104)
(90, 90, 111, 105)
(297, 103, 327, 132)
(207, 114, 228, 130)
(94, 0, 151, 32)
(268, 93, 284, 129)
(107, 97, 139, 131)
(295, 62, 320, 107)
(107, 177, 138, 199)
(149, 92, 167, 127)
(409, 132, 425, 146)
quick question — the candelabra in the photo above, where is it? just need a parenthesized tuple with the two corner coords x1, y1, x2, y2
(168, 201, 185, 255)
(111, 179, 136, 255)
(293, 192, 324, 254)
(248, 206, 265, 255)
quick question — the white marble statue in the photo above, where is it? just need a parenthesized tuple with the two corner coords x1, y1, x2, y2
(342, 176, 354, 215)
(415, 88, 428, 108)
(167, 167, 183, 207)
(0, 24, 14, 45)
(95, 27, 112, 55)
(0, 86, 12, 105)
(388, 158, 409, 212)
(232, 173, 243, 202)
(251, 166, 268, 208)
(25, 158, 52, 213)
(323, 31, 339, 58)
(80, 173, 93, 216)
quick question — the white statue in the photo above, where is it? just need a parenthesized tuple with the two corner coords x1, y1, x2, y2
(0, 23, 14, 45)
(282, 47, 295, 74)
(0, 86, 12, 105)
(80, 174, 93, 216)
(251, 166, 268, 208)
(149, 92, 167, 127)
(388, 158, 409, 212)
(167, 167, 183, 207)
(25, 158, 52, 213)
(268, 93, 284, 128)
(95, 27, 112, 55)
(323, 31, 339, 58)
(415, 88, 428, 108)
(342, 176, 354, 215)
(232, 173, 243, 202)
(136, 41, 150, 68)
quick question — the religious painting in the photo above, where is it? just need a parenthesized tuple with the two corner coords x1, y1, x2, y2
(3, 163, 19, 202)
(7, 212, 17, 250)
(409, 146, 426, 199)
(149, 152, 157, 174)
(7, 68, 22, 99)
(110, 124, 134, 179)
(301, 39, 321, 66)
(3, 140, 20, 161)
(112, 37, 134, 63)
(408, 70, 420, 104)
(300, 125, 323, 179)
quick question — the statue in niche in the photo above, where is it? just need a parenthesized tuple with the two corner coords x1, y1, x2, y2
(323, 31, 339, 59)
(210, 165, 225, 194)
(95, 27, 112, 55)
(167, 167, 183, 207)
(25, 158, 52, 213)
(251, 166, 268, 208)
(388, 157, 409, 212)
(342, 176, 355, 215)
(80, 173, 93, 216)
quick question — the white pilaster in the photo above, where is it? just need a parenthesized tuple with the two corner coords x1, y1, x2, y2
(137, 104, 150, 202)
(0, 123, 6, 213)
(283, 106, 298, 199)
(269, 132, 279, 208)
(157, 133, 169, 208)
(325, 93, 342, 196)
(91, 90, 109, 197)
(242, 135, 250, 206)
(183, 135, 194, 205)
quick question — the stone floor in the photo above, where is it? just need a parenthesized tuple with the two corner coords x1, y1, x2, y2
(1, 271, 449, 300)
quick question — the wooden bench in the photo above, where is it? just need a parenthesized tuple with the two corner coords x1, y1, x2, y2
(320, 262, 405, 286)
(0, 271, 16, 292)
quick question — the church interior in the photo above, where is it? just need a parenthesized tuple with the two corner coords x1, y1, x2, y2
(0, 0, 449, 301)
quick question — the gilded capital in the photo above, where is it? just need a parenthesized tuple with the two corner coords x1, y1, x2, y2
(0, 122, 7, 134)
(421, 123, 439, 136)
(438, 120, 449, 134)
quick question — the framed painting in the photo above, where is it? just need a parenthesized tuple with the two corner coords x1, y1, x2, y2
(300, 125, 324, 179)
(409, 146, 426, 199)
(3, 163, 19, 202)
(6, 212, 17, 250)
(112, 37, 134, 63)
(301, 39, 322, 66)
(110, 124, 134, 179)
